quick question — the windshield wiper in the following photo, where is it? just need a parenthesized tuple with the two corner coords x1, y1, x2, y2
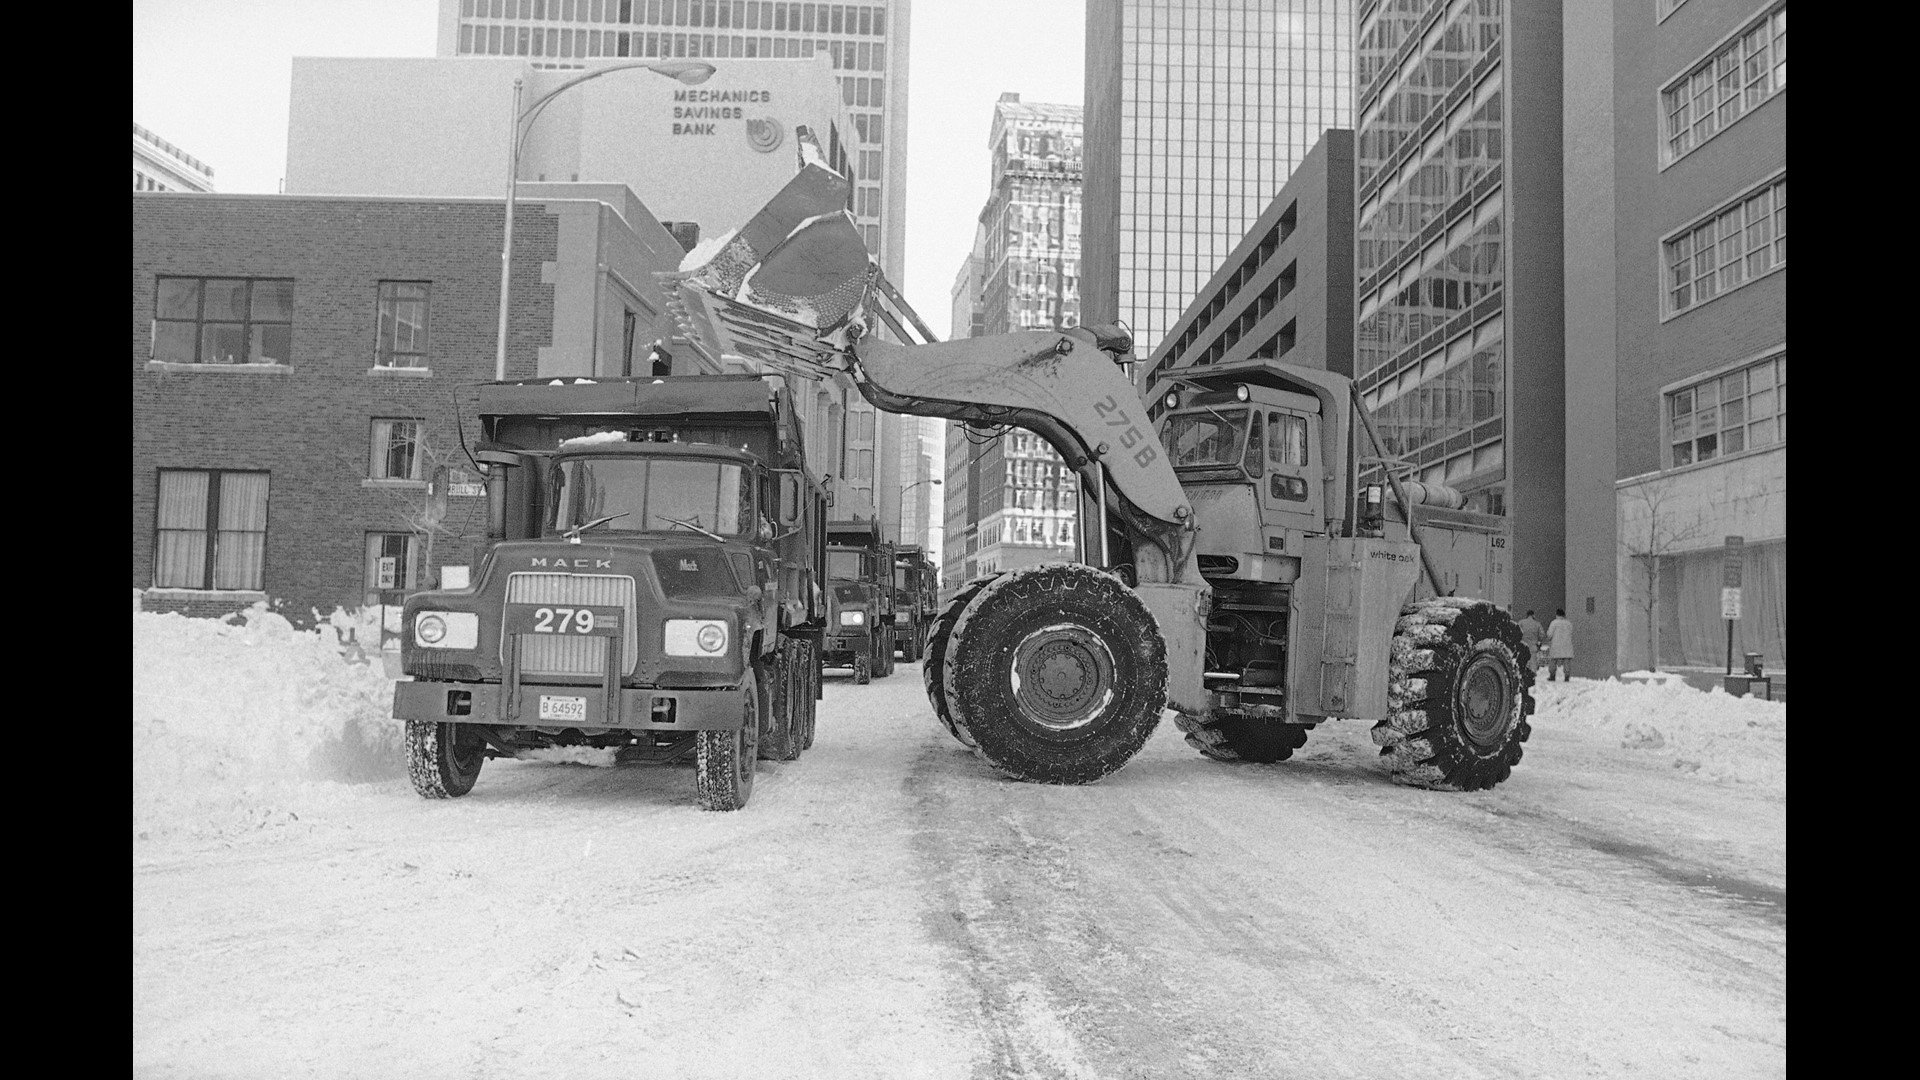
(663, 515, 726, 542)
(562, 511, 631, 540)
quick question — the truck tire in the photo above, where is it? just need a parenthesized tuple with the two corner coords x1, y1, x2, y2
(898, 625, 917, 663)
(696, 671, 760, 810)
(1374, 598, 1535, 791)
(945, 564, 1167, 785)
(760, 641, 802, 761)
(406, 720, 485, 798)
(799, 639, 819, 749)
(1176, 712, 1313, 763)
(854, 653, 872, 684)
(925, 574, 1003, 748)
(879, 628, 895, 677)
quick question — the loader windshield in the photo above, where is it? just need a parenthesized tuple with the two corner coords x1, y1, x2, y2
(1162, 408, 1250, 469)
(548, 455, 752, 537)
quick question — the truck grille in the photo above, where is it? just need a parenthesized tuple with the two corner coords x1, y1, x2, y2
(505, 572, 639, 677)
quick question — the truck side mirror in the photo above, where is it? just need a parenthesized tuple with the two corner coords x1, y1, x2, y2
(779, 473, 801, 523)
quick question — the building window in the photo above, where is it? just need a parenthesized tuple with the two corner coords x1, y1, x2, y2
(153, 470, 269, 590)
(622, 309, 639, 375)
(1666, 352, 1786, 467)
(371, 419, 425, 481)
(375, 282, 430, 368)
(1661, 5, 1785, 165)
(365, 533, 418, 593)
(152, 277, 294, 365)
(1664, 176, 1785, 315)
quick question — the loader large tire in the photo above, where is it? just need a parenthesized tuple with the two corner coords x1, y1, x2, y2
(924, 574, 1004, 748)
(1176, 711, 1313, 763)
(945, 564, 1167, 785)
(1373, 598, 1534, 791)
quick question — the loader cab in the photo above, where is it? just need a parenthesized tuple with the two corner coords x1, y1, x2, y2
(1156, 384, 1326, 584)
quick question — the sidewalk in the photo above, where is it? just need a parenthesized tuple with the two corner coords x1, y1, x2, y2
(1663, 665, 1786, 703)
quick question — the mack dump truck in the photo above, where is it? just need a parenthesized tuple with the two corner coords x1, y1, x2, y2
(891, 546, 939, 663)
(391, 375, 828, 810)
(657, 131, 1534, 791)
(822, 517, 896, 683)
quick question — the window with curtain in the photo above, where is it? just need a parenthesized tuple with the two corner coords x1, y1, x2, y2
(370, 419, 425, 480)
(153, 470, 269, 590)
(1658, 540, 1787, 668)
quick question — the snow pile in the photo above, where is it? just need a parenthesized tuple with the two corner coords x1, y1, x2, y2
(1534, 677, 1786, 794)
(677, 226, 737, 272)
(558, 429, 630, 448)
(133, 604, 403, 841)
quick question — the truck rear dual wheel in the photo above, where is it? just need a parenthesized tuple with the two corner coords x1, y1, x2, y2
(406, 720, 486, 798)
(943, 564, 1167, 785)
(1374, 598, 1535, 791)
(924, 574, 1003, 748)
(1177, 712, 1313, 763)
(696, 670, 761, 811)
(761, 640, 805, 762)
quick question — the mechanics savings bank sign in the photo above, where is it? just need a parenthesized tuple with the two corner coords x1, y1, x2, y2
(671, 88, 784, 153)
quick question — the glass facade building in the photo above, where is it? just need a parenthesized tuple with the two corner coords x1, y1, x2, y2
(1351, 0, 1563, 625)
(1084, 0, 1354, 363)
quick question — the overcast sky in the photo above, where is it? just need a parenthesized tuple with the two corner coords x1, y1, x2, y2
(132, 0, 1085, 339)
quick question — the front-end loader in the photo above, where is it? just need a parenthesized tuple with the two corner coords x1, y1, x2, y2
(658, 130, 1533, 791)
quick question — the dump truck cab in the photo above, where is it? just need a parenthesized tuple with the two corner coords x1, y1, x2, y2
(823, 517, 895, 683)
(890, 546, 938, 663)
(391, 375, 827, 810)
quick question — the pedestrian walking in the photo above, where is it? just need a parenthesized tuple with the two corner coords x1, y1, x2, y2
(1516, 610, 1545, 672)
(1546, 609, 1574, 682)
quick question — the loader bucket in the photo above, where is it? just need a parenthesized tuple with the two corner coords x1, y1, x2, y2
(661, 126, 878, 372)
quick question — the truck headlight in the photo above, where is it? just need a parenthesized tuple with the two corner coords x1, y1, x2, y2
(839, 609, 866, 627)
(413, 611, 479, 649)
(665, 619, 730, 656)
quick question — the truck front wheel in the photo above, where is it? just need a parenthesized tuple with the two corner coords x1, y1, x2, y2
(1374, 599, 1534, 791)
(696, 672, 760, 811)
(406, 720, 485, 799)
(945, 565, 1167, 785)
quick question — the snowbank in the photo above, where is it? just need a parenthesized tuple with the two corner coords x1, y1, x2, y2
(1534, 677, 1786, 795)
(133, 605, 404, 841)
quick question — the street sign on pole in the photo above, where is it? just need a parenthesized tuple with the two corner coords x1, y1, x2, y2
(1723, 535, 1744, 587)
(1721, 587, 1743, 620)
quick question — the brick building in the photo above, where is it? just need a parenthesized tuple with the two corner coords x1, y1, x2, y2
(132, 190, 690, 625)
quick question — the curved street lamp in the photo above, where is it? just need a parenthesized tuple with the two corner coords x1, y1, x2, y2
(494, 60, 718, 381)
(897, 477, 942, 546)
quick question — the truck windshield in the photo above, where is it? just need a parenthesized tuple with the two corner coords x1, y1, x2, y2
(827, 551, 866, 580)
(1162, 408, 1249, 468)
(548, 456, 752, 537)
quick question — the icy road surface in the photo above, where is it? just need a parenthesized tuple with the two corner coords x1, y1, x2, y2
(134, 665, 1785, 1079)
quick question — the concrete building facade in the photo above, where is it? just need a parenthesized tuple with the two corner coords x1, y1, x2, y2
(1083, 0, 1354, 364)
(134, 122, 216, 193)
(1566, 0, 1786, 674)
(133, 191, 727, 625)
(1143, 128, 1354, 387)
(940, 97, 1085, 590)
(1351, 0, 1565, 631)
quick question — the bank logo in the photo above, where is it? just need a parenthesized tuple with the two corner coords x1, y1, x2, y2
(745, 117, 784, 153)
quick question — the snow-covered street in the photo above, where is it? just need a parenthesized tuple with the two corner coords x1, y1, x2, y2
(133, 610, 1786, 1078)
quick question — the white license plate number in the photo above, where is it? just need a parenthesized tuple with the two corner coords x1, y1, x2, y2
(538, 695, 588, 722)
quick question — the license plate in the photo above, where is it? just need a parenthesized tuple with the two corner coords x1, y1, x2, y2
(538, 695, 588, 722)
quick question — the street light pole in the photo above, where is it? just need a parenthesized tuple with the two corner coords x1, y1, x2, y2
(493, 60, 717, 382)
(897, 477, 942, 548)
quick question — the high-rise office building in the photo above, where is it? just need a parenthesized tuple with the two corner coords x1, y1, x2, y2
(133, 122, 215, 193)
(1349, 0, 1564, 622)
(1567, 0, 1786, 676)
(941, 96, 1085, 588)
(1083, 0, 1354, 364)
(433, 1, 930, 539)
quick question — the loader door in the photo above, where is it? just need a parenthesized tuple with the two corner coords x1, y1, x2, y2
(1259, 409, 1322, 536)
